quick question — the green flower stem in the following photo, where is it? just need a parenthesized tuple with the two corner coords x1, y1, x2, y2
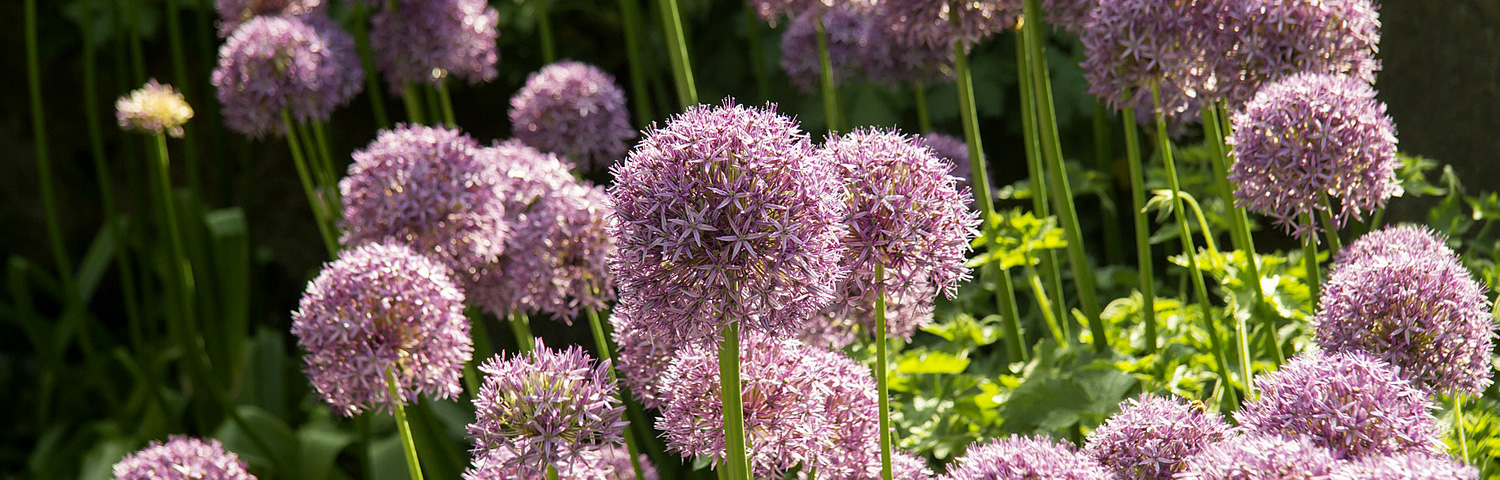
(508, 312, 535, 353)
(913, 83, 932, 134)
(309, 121, 344, 219)
(435, 81, 458, 128)
(1203, 103, 1282, 364)
(618, 0, 654, 126)
(1317, 202, 1344, 253)
(402, 84, 427, 125)
(24, 0, 76, 306)
(295, 121, 337, 218)
(993, 263, 1028, 362)
(536, 0, 557, 64)
(1121, 107, 1158, 353)
(282, 112, 340, 255)
(424, 85, 445, 128)
(1024, 261, 1067, 345)
(874, 264, 894, 480)
(815, 16, 842, 132)
(1013, 31, 1070, 327)
(163, 0, 201, 196)
(1456, 394, 1471, 464)
(744, 12, 771, 103)
(1301, 212, 1322, 302)
(386, 367, 426, 480)
(352, 2, 390, 128)
(585, 308, 648, 480)
(153, 133, 197, 334)
(719, 321, 750, 480)
(1093, 102, 1125, 266)
(656, 0, 698, 108)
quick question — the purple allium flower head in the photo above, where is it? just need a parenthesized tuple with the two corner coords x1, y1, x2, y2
(810, 265, 938, 347)
(292, 241, 472, 416)
(1080, 0, 1229, 129)
(656, 331, 834, 477)
(339, 125, 509, 289)
(1042, 0, 1097, 35)
(780, 6, 865, 94)
(500, 181, 618, 321)
(463, 445, 659, 480)
(1233, 352, 1445, 460)
(608, 299, 675, 409)
(940, 435, 1114, 480)
(858, 16, 957, 87)
(873, 0, 1022, 50)
(116, 79, 194, 138)
(214, 0, 322, 37)
(212, 14, 364, 138)
(509, 61, 635, 171)
(1224, 0, 1381, 108)
(1330, 453, 1479, 480)
(799, 346, 879, 479)
(1083, 393, 1233, 479)
(1227, 72, 1401, 239)
(370, 0, 499, 89)
(1315, 230, 1495, 395)
(608, 100, 849, 344)
(466, 140, 577, 317)
(1332, 224, 1451, 268)
(112, 436, 256, 480)
(589, 445, 661, 480)
(469, 339, 627, 476)
(891, 452, 937, 480)
(1175, 433, 1339, 480)
(918, 132, 990, 195)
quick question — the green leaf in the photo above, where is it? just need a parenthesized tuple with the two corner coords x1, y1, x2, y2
(215, 405, 301, 476)
(298, 417, 355, 480)
(897, 350, 971, 375)
(204, 208, 251, 379)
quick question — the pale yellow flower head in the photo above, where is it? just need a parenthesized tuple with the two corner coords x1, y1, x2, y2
(116, 79, 194, 137)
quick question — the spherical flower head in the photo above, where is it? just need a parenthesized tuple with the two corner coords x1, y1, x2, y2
(509, 61, 635, 171)
(589, 445, 661, 480)
(811, 265, 938, 347)
(112, 436, 255, 480)
(873, 0, 1021, 50)
(1081, 0, 1235, 131)
(656, 331, 834, 477)
(463, 445, 659, 480)
(214, 0, 322, 37)
(780, 6, 865, 94)
(1042, 0, 1097, 35)
(608, 100, 849, 344)
(858, 16, 956, 87)
(1233, 352, 1444, 460)
(212, 14, 364, 138)
(370, 0, 499, 89)
(1175, 433, 1339, 480)
(1083, 393, 1232, 479)
(116, 79, 194, 138)
(1335, 224, 1450, 266)
(1330, 453, 1479, 480)
(469, 340, 627, 476)
(1227, 72, 1401, 239)
(608, 299, 676, 410)
(917, 132, 991, 199)
(940, 435, 1114, 480)
(799, 347, 879, 479)
(502, 182, 618, 321)
(1226, 0, 1381, 108)
(1315, 244, 1495, 395)
(466, 140, 576, 317)
(292, 241, 472, 416)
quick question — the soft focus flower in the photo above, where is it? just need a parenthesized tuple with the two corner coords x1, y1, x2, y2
(1227, 72, 1401, 239)
(873, 0, 1022, 50)
(1083, 393, 1232, 479)
(1330, 453, 1479, 480)
(607, 299, 674, 409)
(1174, 433, 1338, 480)
(1224, 0, 1381, 107)
(918, 132, 970, 185)
(891, 452, 937, 480)
(608, 100, 848, 344)
(1233, 352, 1444, 460)
(214, 0, 321, 37)
(370, 0, 498, 89)
(1335, 224, 1450, 265)
(466, 140, 576, 317)
(858, 17, 956, 87)
(113, 436, 256, 480)
(509, 61, 635, 171)
(291, 241, 472, 416)
(463, 445, 659, 480)
(780, 6, 864, 94)
(116, 79, 194, 138)
(469, 340, 627, 476)
(1080, 0, 1228, 129)
(1315, 227, 1495, 395)
(750, 0, 836, 24)
(589, 445, 661, 480)
(940, 435, 1114, 480)
(656, 331, 833, 477)
(800, 346, 878, 479)
(339, 125, 509, 289)
(500, 182, 618, 321)
(1042, 0, 1097, 35)
(212, 14, 364, 138)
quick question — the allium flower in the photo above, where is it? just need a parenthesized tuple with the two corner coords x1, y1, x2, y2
(1227, 72, 1402, 239)
(1330, 453, 1479, 480)
(1315, 232, 1495, 395)
(608, 299, 674, 409)
(340, 125, 509, 288)
(116, 79, 194, 137)
(656, 331, 834, 477)
(1335, 224, 1451, 265)
(370, 0, 499, 89)
(1225, 0, 1381, 107)
(463, 445, 659, 480)
(466, 140, 576, 317)
(212, 14, 364, 138)
(1175, 433, 1339, 480)
(469, 340, 627, 476)
(214, 0, 321, 37)
(590, 445, 661, 480)
(1233, 352, 1444, 460)
(500, 182, 618, 321)
(750, 0, 833, 24)
(918, 132, 989, 197)
(800, 347, 879, 479)
(1080, 0, 1228, 128)
(608, 100, 849, 344)
(509, 61, 635, 171)
(780, 6, 865, 94)
(858, 18, 956, 87)
(112, 436, 256, 480)
(940, 435, 1114, 480)
(1083, 394, 1232, 479)
(873, 0, 1022, 50)
(291, 241, 472, 416)
(891, 452, 937, 480)
(1042, 0, 1098, 35)
(810, 266, 938, 347)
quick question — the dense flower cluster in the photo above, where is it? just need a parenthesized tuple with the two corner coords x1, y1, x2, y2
(112, 436, 256, 480)
(466, 140, 577, 317)
(780, 6, 865, 94)
(214, 0, 321, 37)
(608, 300, 674, 409)
(291, 242, 472, 416)
(802, 346, 878, 479)
(1330, 453, 1479, 480)
(873, 0, 1021, 50)
(940, 435, 1113, 479)
(1042, 0, 1097, 34)
(212, 14, 363, 138)
(1335, 224, 1449, 265)
(463, 445, 659, 480)
(370, 0, 499, 88)
(918, 132, 970, 186)
(1175, 433, 1338, 480)
(509, 61, 635, 171)
(116, 79, 194, 138)
(858, 17, 956, 87)
(807, 274, 936, 347)
(1225, 0, 1381, 107)
(1080, 0, 1227, 128)
(1083, 394, 1232, 479)
(1227, 72, 1401, 238)
(500, 182, 618, 320)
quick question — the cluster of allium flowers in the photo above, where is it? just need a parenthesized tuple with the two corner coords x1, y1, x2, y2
(656, 331, 833, 477)
(500, 182, 618, 320)
(469, 340, 627, 476)
(780, 6, 865, 94)
(940, 435, 1113, 480)
(1174, 433, 1339, 480)
(212, 14, 364, 138)
(1042, 0, 1098, 35)
(1330, 453, 1479, 480)
(1315, 228, 1495, 395)
(607, 300, 674, 409)
(1234, 352, 1444, 460)
(509, 61, 635, 171)
(1227, 72, 1402, 239)
(116, 79, 194, 138)
(463, 445, 659, 480)
(1334, 224, 1450, 265)
(1223, 0, 1381, 107)
(608, 100, 848, 344)
(112, 436, 256, 480)
(858, 17, 956, 87)
(339, 125, 508, 288)
(214, 0, 321, 37)
(1083, 394, 1232, 479)
(917, 132, 985, 194)
(370, 0, 498, 89)
(799, 347, 879, 479)
(1080, 0, 1230, 128)
(291, 242, 472, 416)
(809, 266, 938, 347)
(466, 140, 576, 317)
(873, 0, 1021, 50)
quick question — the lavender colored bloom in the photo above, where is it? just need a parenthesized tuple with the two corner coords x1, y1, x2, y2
(590, 445, 661, 480)
(500, 182, 618, 321)
(1042, 0, 1097, 35)
(810, 266, 938, 347)
(873, 0, 1022, 50)
(1315, 230, 1495, 395)
(780, 6, 864, 94)
(1330, 453, 1479, 480)
(750, 0, 834, 24)
(1083, 394, 1232, 479)
(214, 0, 321, 37)
(608, 100, 849, 344)
(917, 132, 986, 194)
(1227, 72, 1401, 239)
(858, 16, 956, 87)
(799, 346, 879, 479)
(292, 242, 472, 416)
(116, 79, 194, 138)
(466, 140, 577, 317)
(212, 14, 364, 138)
(510, 61, 635, 171)
(940, 435, 1114, 480)
(891, 452, 937, 480)
(463, 445, 659, 480)
(370, 0, 499, 89)
(339, 125, 509, 289)
(112, 436, 256, 480)
(1334, 224, 1450, 266)
(1224, 0, 1381, 108)
(1233, 352, 1445, 460)
(1174, 433, 1339, 480)
(656, 331, 833, 477)
(1080, 0, 1227, 129)
(469, 340, 627, 476)
(608, 299, 674, 409)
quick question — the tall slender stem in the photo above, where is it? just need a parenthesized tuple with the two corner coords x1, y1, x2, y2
(744, 12, 771, 103)
(508, 312, 535, 353)
(153, 134, 197, 328)
(815, 16, 842, 132)
(402, 84, 427, 125)
(1455, 394, 1471, 464)
(718, 322, 750, 480)
(657, 0, 698, 108)
(1203, 103, 1282, 365)
(352, 2, 390, 128)
(1093, 102, 1125, 266)
(1013, 31, 1069, 327)
(163, 0, 201, 196)
(874, 264, 894, 480)
(1025, 262, 1067, 345)
(386, 367, 426, 480)
(283, 112, 340, 254)
(1301, 213, 1322, 302)
(913, 83, 932, 134)
(536, 0, 557, 63)
(994, 264, 1028, 362)
(435, 81, 458, 128)
(586, 308, 647, 480)
(619, 0, 654, 126)
(24, 0, 75, 300)
(1121, 107, 1158, 353)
